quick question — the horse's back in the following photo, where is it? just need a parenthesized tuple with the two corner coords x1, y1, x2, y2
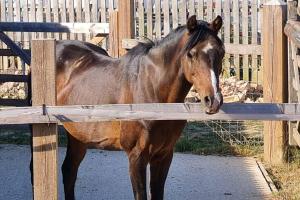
(56, 41, 124, 149)
(56, 40, 121, 104)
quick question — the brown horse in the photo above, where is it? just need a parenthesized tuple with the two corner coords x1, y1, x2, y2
(54, 15, 224, 200)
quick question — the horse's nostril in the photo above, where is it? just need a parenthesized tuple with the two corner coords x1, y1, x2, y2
(204, 96, 213, 107)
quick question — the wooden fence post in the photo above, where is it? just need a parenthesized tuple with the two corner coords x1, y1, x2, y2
(31, 39, 58, 200)
(263, 0, 288, 164)
(118, 0, 134, 56)
(109, 10, 119, 58)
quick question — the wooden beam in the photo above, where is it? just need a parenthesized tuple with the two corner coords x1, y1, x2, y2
(0, 98, 28, 107)
(0, 74, 29, 82)
(0, 49, 30, 56)
(284, 20, 300, 48)
(31, 39, 58, 200)
(108, 11, 119, 58)
(121, 39, 263, 55)
(291, 128, 300, 147)
(118, 0, 134, 56)
(263, 1, 288, 165)
(0, 103, 300, 125)
(0, 22, 109, 35)
(0, 31, 31, 65)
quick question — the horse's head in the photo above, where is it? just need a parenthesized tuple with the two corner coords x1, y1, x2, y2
(182, 15, 225, 114)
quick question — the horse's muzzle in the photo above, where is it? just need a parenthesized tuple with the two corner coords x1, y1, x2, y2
(204, 92, 223, 115)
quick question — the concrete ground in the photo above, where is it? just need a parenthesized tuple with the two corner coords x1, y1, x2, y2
(0, 144, 273, 200)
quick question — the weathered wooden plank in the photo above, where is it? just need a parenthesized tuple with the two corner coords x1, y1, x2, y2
(163, 0, 170, 36)
(68, 0, 75, 40)
(233, 0, 240, 79)
(138, 0, 145, 37)
(109, 11, 119, 58)
(0, 0, 5, 71)
(0, 22, 109, 34)
(84, 0, 91, 40)
(76, 0, 84, 41)
(0, 74, 29, 82)
(7, 0, 15, 69)
(242, 0, 249, 81)
(172, 0, 178, 28)
(251, 0, 258, 84)
(14, 0, 22, 70)
(207, 0, 213, 22)
(0, 49, 31, 57)
(197, 0, 204, 20)
(215, 0, 222, 38)
(22, 0, 30, 56)
(53, 0, 59, 39)
(180, 0, 187, 25)
(189, 0, 195, 16)
(31, 39, 58, 200)
(37, 0, 44, 38)
(147, 0, 153, 38)
(155, 0, 161, 39)
(99, 0, 106, 48)
(100, 0, 107, 22)
(0, 99, 29, 107)
(60, 0, 68, 40)
(0, 103, 300, 125)
(92, 0, 98, 23)
(263, 1, 288, 164)
(118, 0, 134, 55)
(45, 0, 52, 38)
(284, 20, 300, 48)
(291, 127, 300, 147)
(223, 0, 231, 72)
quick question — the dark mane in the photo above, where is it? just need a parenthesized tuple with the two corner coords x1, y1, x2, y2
(125, 20, 221, 61)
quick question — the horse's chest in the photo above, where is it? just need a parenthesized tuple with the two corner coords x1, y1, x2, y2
(119, 120, 186, 153)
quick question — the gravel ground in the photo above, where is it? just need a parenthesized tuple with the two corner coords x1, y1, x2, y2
(0, 144, 272, 200)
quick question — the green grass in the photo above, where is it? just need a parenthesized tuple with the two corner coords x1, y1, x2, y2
(0, 122, 263, 157)
(176, 121, 263, 156)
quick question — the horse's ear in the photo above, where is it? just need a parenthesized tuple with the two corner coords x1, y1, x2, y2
(187, 15, 198, 33)
(210, 15, 223, 33)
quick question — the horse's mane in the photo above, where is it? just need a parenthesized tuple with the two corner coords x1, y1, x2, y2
(125, 20, 221, 60)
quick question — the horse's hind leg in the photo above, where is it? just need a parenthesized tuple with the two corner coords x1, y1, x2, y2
(149, 151, 173, 200)
(62, 133, 87, 200)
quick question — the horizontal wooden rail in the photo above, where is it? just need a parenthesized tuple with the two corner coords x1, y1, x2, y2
(0, 103, 300, 125)
(0, 49, 30, 57)
(285, 20, 300, 48)
(122, 39, 263, 55)
(0, 74, 29, 82)
(0, 22, 109, 35)
(0, 99, 28, 107)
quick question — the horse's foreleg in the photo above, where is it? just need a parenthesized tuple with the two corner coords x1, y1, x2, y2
(62, 134, 87, 200)
(128, 148, 148, 200)
(149, 151, 173, 200)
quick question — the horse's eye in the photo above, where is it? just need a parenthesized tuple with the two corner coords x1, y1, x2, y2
(187, 52, 193, 58)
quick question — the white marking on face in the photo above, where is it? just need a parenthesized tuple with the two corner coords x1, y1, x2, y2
(202, 42, 213, 54)
(210, 69, 221, 102)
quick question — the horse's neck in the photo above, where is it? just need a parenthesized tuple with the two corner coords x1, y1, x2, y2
(146, 36, 192, 103)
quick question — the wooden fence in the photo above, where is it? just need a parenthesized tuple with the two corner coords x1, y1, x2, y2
(285, 0, 300, 148)
(134, 0, 269, 84)
(0, 0, 268, 84)
(0, 0, 117, 73)
(0, 1, 296, 199)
